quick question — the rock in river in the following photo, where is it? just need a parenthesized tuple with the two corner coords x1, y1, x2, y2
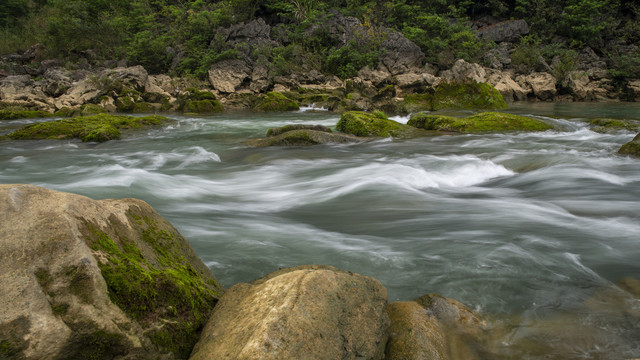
(0, 184, 223, 360)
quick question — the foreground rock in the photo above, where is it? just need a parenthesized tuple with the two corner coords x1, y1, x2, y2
(408, 112, 554, 133)
(190, 265, 389, 360)
(337, 111, 423, 138)
(619, 133, 640, 157)
(386, 295, 491, 360)
(5, 114, 172, 142)
(0, 185, 223, 360)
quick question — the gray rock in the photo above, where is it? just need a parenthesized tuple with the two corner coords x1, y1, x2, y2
(212, 18, 275, 48)
(100, 65, 149, 92)
(477, 20, 529, 43)
(440, 59, 487, 84)
(379, 31, 425, 75)
(190, 265, 389, 360)
(0, 184, 223, 360)
(208, 59, 251, 93)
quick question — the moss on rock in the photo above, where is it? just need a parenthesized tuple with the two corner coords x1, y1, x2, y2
(266, 124, 332, 137)
(0, 109, 53, 120)
(252, 129, 361, 147)
(177, 89, 224, 114)
(115, 96, 136, 112)
(254, 92, 300, 112)
(403, 83, 507, 112)
(337, 111, 419, 138)
(590, 118, 640, 133)
(6, 113, 172, 142)
(408, 112, 553, 133)
(619, 133, 640, 157)
(79, 104, 107, 116)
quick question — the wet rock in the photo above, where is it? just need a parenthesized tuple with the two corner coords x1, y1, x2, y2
(0, 184, 223, 360)
(337, 111, 420, 138)
(408, 112, 553, 133)
(266, 124, 332, 137)
(190, 265, 389, 360)
(477, 20, 529, 43)
(619, 133, 640, 157)
(589, 118, 640, 133)
(386, 294, 491, 360)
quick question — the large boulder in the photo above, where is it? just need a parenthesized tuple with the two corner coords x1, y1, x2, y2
(408, 112, 553, 133)
(212, 18, 275, 48)
(386, 294, 491, 360)
(378, 30, 425, 75)
(619, 133, 640, 157)
(189, 265, 389, 360)
(208, 59, 251, 94)
(100, 65, 149, 92)
(523, 72, 557, 101)
(337, 111, 421, 138)
(487, 70, 529, 101)
(0, 75, 51, 110)
(477, 19, 529, 43)
(439, 59, 487, 84)
(403, 82, 507, 112)
(0, 185, 223, 360)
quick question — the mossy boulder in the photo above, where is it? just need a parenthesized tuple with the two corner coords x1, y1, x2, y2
(619, 133, 640, 157)
(403, 82, 508, 112)
(252, 129, 362, 147)
(177, 89, 224, 114)
(0, 184, 223, 360)
(589, 118, 640, 133)
(132, 102, 157, 113)
(337, 111, 421, 138)
(408, 112, 553, 133)
(78, 103, 107, 116)
(0, 109, 53, 120)
(254, 92, 300, 112)
(115, 96, 136, 112)
(6, 113, 172, 142)
(266, 124, 332, 137)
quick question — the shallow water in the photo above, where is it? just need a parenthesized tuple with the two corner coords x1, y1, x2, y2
(2, 102, 639, 358)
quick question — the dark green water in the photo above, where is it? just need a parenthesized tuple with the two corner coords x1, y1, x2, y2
(1, 102, 639, 358)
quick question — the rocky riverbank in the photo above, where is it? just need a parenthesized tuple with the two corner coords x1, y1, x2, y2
(1, 16, 639, 117)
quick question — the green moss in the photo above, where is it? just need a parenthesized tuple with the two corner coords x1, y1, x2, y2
(51, 303, 70, 316)
(61, 330, 128, 360)
(132, 102, 155, 113)
(184, 99, 223, 113)
(115, 96, 135, 112)
(619, 134, 640, 157)
(337, 111, 416, 137)
(374, 85, 396, 100)
(0, 339, 22, 358)
(403, 83, 507, 112)
(0, 109, 52, 120)
(408, 112, 553, 133)
(7, 113, 171, 142)
(54, 107, 76, 118)
(83, 212, 221, 358)
(34, 268, 53, 288)
(65, 265, 94, 303)
(79, 104, 107, 116)
(266, 124, 332, 137)
(590, 118, 640, 133)
(254, 92, 300, 112)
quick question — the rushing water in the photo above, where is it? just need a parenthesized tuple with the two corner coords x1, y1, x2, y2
(2, 103, 640, 358)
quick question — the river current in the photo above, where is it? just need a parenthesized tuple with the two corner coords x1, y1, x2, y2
(1, 102, 639, 358)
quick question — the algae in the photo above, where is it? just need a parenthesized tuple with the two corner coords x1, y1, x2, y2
(177, 89, 224, 114)
(336, 111, 417, 138)
(6, 113, 171, 142)
(408, 112, 553, 133)
(255, 92, 300, 112)
(0, 109, 52, 120)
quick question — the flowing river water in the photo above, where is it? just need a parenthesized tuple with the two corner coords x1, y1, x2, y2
(1, 102, 639, 358)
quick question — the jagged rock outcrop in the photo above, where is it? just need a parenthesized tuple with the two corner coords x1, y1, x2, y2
(379, 31, 426, 75)
(0, 184, 223, 360)
(189, 265, 389, 360)
(522, 72, 557, 100)
(477, 20, 529, 43)
(487, 70, 529, 101)
(440, 59, 487, 84)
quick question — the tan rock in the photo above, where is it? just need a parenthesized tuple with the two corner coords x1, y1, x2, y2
(524, 72, 557, 100)
(208, 59, 250, 93)
(440, 59, 487, 84)
(190, 265, 389, 360)
(487, 71, 529, 101)
(0, 184, 222, 360)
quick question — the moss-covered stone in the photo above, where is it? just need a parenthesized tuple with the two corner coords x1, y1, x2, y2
(79, 104, 107, 116)
(132, 102, 156, 113)
(619, 133, 640, 157)
(403, 82, 508, 112)
(184, 100, 223, 113)
(254, 92, 300, 112)
(266, 124, 332, 137)
(590, 118, 640, 133)
(82, 206, 223, 359)
(115, 96, 136, 112)
(252, 129, 361, 147)
(6, 113, 172, 142)
(53, 107, 75, 118)
(337, 111, 420, 138)
(0, 109, 52, 120)
(408, 112, 553, 133)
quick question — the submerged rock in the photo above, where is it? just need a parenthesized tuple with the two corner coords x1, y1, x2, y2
(190, 265, 389, 360)
(589, 118, 640, 133)
(6, 113, 172, 142)
(337, 111, 421, 138)
(266, 124, 332, 137)
(408, 112, 553, 133)
(0, 184, 223, 360)
(253, 129, 362, 146)
(386, 295, 491, 360)
(619, 133, 640, 157)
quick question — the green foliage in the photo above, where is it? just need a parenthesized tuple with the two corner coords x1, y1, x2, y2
(510, 36, 542, 72)
(126, 31, 172, 74)
(0, 0, 27, 27)
(324, 40, 381, 79)
(608, 49, 640, 79)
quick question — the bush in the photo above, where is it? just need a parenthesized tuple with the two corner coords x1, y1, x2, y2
(324, 41, 381, 79)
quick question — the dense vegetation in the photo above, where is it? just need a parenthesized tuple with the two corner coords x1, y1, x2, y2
(1, 0, 639, 80)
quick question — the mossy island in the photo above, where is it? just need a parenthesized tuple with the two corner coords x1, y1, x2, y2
(408, 112, 554, 133)
(5, 114, 173, 142)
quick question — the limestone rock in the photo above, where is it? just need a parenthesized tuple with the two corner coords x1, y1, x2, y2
(440, 59, 487, 84)
(477, 19, 529, 43)
(213, 18, 275, 48)
(100, 65, 149, 92)
(0, 184, 223, 360)
(487, 71, 529, 101)
(379, 31, 425, 75)
(395, 72, 438, 90)
(627, 80, 640, 101)
(358, 66, 392, 87)
(0, 75, 51, 110)
(524, 72, 557, 101)
(190, 265, 389, 360)
(42, 67, 73, 98)
(208, 59, 251, 93)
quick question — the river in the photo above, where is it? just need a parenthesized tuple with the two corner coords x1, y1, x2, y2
(1, 102, 639, 358)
